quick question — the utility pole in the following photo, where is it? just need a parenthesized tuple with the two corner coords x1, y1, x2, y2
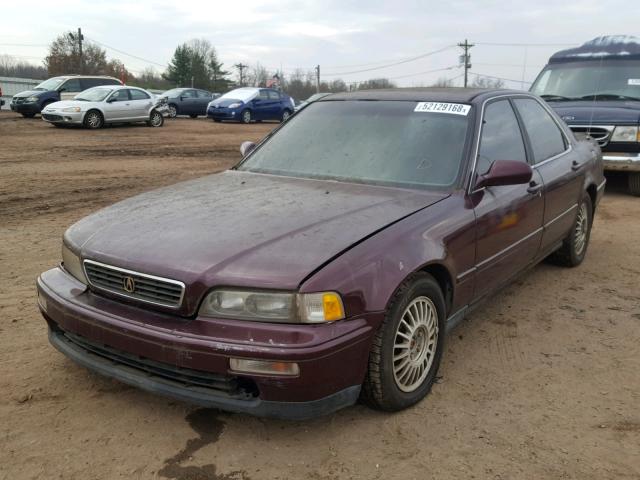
(235, 63, 248, 86)
(314, 65, 320, 93)
(457, 39, 474, 88)
(68, 28, 84, 74)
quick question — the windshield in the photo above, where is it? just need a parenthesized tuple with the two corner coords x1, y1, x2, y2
(220, 88, 258, 102)
(531, 61, 640, 101)
(74, 87, 113, 102)
(34, 77, 65, 91)
(237, 100, 470, 189)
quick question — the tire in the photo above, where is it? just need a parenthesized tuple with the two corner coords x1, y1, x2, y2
(21, 113, 35, 118)
(147, 110, 164, 127)
(83, 110, 104, 129)
(281, 109, 291, 122)
(549, 194, 593, 267)
(240, 109, 252, 124)
(629, 172, 640, 197)
(189, 114, 198, 118)
(362, 272, 445, 411)
(168, 104, 178, 118)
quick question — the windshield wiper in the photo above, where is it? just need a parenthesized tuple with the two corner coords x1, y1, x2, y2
(580, 93, 640, 102)
(540, 94, 576, 101)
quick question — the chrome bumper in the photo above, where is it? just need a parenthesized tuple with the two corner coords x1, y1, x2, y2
(602, 152, 640, 172)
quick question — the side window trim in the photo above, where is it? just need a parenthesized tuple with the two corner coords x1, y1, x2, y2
(508, 97, 536, 166)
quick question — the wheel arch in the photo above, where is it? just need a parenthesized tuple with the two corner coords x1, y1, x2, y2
(586, 182, 597, 216)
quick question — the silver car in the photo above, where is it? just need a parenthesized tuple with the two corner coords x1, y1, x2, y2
(42, 85, 165, 129)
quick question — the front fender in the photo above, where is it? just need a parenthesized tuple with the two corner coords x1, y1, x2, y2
(299, 194, 476, 320)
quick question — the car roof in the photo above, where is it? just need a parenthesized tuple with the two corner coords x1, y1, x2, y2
(320, 87, 525, 104)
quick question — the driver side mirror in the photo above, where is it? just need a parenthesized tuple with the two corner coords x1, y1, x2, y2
(240, 141, 257, 157)
(474, 160, 533, 190)
(106, 97, 117, 103)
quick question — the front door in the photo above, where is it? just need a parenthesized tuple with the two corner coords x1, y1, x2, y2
(102, 89, 131, 121)
(471, 99, 545, 300)
(58, 78, 83, 100)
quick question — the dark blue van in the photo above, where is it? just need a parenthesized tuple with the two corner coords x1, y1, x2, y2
(10, 75, 121, 118)
(531, 36, 640, 195)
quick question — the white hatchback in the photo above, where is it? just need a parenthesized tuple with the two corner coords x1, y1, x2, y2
(42, 86, 165, 129)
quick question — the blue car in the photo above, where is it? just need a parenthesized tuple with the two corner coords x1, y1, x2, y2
(207, 87, 294, 123)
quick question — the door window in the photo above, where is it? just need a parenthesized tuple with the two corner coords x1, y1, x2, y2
(130, 89, 150, 100)
(477, 100, 527, 174)
(267, 90, 280, 100)
(109, 90, 130, 102)
(60, 78, 82, 93)
(258, 90, 270, 100)
(196, 90, 211, 98)
(181, 90, 196, 98)
(513, 98, 567, 163)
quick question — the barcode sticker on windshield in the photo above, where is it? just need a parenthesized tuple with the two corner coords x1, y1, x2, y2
(415, 102, 471, 115)
(628, 79, 640, 85)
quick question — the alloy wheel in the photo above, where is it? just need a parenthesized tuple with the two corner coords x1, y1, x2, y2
(150, 112, 163, 127)
(574, 203, 589, 256)
(392, 296, 439, 393)
(86, 112, 101, 128)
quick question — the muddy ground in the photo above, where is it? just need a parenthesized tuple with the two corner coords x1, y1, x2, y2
(0, 110, 638, 480)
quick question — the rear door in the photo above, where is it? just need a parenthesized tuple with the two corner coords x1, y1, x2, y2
(129, 89, 153, 119)
(180, 89, 199, 115)
(472, 98, 545, 299)
(196, 90, 212, 115)
(512, 97, 583, 253)
(253, 89, 271, 120)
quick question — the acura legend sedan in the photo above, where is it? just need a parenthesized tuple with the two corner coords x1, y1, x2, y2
(37, 88, 605, 419)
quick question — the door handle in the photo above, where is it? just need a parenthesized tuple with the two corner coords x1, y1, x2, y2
(571, 160, 582, 171)
(527, 182, 543, 195)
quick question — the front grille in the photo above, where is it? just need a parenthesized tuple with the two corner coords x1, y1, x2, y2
(13, 97, 25, 104)
(60, 329, 258, 399)
(42, 114, 62, 121)
(569, 126, 613, 147)
(84, 260, 185, 308)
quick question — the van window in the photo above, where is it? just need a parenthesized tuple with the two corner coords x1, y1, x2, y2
(60, 78, 82, 93)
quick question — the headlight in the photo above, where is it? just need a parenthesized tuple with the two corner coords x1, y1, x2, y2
(26, 96, 39, 103)
(62, 106, 81, 113)
(611, 126, 639, 142)
(199, 289, 345, 323)
(61, 244, 88, 284)
(227, 102, 242, 109)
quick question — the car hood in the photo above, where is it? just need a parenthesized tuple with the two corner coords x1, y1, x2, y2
(548, 100, 640, 124)
(210, 98, 245, 108)
(66, 170, 448, 314)
(44, 100, 92, 110)
(13, 90, 43, 98)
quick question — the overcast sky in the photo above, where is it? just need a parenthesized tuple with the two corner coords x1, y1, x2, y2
(2, 0, 640, 89)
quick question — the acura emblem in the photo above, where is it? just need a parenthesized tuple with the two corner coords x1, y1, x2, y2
(123, 276, 136, 293)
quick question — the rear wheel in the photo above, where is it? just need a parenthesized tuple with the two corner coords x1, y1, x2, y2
(629, 172, 640, 196)
(362, 272, 445, 411)
(147, 110, 164, 127)
(21, 113, 35, 118)
(168, 104, 178, 118)
(241, 109, 252, 124)
(189, 114, 198, 118)
(549, 194, 593, 267)
(83, 110, 103, 129)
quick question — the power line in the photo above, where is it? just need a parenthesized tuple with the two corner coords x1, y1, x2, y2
(0, 43, 48, 47)
(84, 36, 166, 68)
(475, 41, 577, 47)
(322, 45, 456, 77)
(387, 65, 460, 80)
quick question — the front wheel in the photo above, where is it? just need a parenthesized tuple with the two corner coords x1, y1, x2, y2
(147, 110, 164, 127)
(21, 113, 36, 118)
(362, 272, 445, 411)
(240, 109, 252, 124)
(549, 194, 593, 267)
(189, 114, 198, 119)
(83, 110, 104, 129)
(629, 172, 640, 196)
(281, 109, 291, 122)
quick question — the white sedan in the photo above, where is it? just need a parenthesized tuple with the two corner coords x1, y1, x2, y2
(42, 85, 165, 129)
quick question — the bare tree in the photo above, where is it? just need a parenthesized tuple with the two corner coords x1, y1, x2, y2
(469, 75, 505, 89)
(429, 77, 454, 87)
(44, 32, 108, 76)
(0, 55, 47, 79)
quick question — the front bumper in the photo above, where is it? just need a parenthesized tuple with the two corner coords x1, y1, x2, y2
(207, 108, 238, 120)
(10, 102, 40, 114)
(37, 267, 375, 419)
(42, 110, 84, 125)
(602, 152, 640, 172)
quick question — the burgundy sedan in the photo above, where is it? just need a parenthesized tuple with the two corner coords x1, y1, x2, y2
(37, 88, 605, 419)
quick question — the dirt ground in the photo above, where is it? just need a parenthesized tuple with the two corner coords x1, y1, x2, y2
(0, 110, 638, 480)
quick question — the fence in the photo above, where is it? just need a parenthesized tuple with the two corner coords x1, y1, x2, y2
(0, 76, 41, 109)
